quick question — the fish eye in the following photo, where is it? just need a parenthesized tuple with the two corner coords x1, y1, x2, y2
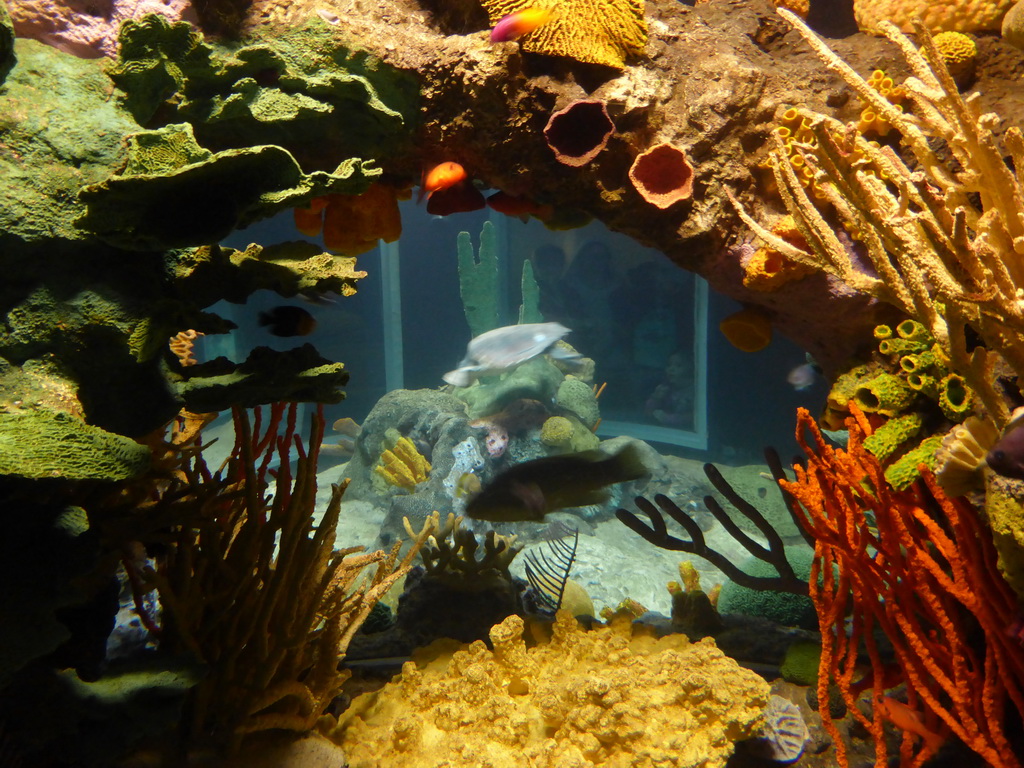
(992, 450, 1005, 462)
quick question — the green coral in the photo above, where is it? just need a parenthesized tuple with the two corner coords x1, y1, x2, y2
(863, 412, 923, 461)
(78, 123, 378, 251)
(108, 14, 417, 157)
(884, 435, 944, 490)
(457, 222, 500, 338)
(518, 259, 543, 324)
(895, 318, 930, 343)
(0, 0, 13, 84)
(717, 545, 817, 629)
(0, 410, 150, 481)
(853, 372, 914, 416)
(555, 375, 600, 428)
(938, 373, 974, 420)
(539, 414, 600, 452)
(780, 640, 822, 686)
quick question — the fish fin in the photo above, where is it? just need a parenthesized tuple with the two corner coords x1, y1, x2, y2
(257, 311, 272, 327)
(442, 369, 471, 387)
(607, 443, 650, 483)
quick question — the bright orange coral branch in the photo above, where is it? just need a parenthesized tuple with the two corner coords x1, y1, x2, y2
(781, 405, 1024, 768)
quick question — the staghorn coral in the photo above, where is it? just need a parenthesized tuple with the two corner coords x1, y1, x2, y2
(324, 611, 770, 768)
(853, 0, 1015, 34)
(374, 433, 432, 491)
(480, 0, 646, 68)
(735, 10, 1024, 431)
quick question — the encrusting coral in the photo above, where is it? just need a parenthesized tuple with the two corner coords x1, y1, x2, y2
(734, 9, 1024, 431)
(405, 510, 523, 589)
(323, 611, 770, 768)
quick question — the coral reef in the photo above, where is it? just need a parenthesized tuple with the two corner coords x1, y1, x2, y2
(480, 0, 647, 68)
(148, 404, 435, 750)
(736, 10, 1024, 429)
(325, 611, 770, 768)
(457, 221, 500, 338)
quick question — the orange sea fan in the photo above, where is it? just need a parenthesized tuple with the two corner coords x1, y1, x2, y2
(781, 405, 1024, 768)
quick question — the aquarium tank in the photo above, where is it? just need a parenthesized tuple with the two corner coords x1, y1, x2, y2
(3, 0, 1024, 765)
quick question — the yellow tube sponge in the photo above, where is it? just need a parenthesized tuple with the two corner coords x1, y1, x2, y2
(373, 435, 431, 491)
(481, 0, 647, 68)
(854, 0, 1014, 34)
(326, 612, 770, 768)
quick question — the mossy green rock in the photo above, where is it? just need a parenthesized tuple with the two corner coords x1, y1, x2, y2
(717, 545, 817, 629)
(108, 14, 417, 160)
(78, 123, 379, 251)
(0, 40, 140, 248)
(0, 410, 151, 481)
(0, 0, 14, 84)
(556, 375, 600, 428)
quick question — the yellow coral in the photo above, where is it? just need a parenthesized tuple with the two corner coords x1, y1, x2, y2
(854, 0, 1014, 34)
(373, 436, 430, 491)
(856, 69, 907, 137)
(325, 612, 770, 768)
(775, 0, 809, 18)
(742, 215, 816, 291)
(933, 31, 978, 83)
(481, 0, 647, 68)
(539, 415, 574, 447)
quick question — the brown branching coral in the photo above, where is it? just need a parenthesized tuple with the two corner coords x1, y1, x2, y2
(404, 510, 523, 588)
(616, 456, 811, 595)
(146, 403, 435, 752)
(734, 9, 1024, 429)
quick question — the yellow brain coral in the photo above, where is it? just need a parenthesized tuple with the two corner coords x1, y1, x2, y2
(325, 612, 770, 768)
(933, 31, 978, 83)
(481, 0, 647, 68)
(854, 0, 1014, 34)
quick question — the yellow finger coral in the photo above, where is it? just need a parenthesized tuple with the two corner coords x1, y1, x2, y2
(854, 0, 1015, 34)
(373, 435, 431, 491)
(324, 611, 770, 768)
(481, 0, 647, 68)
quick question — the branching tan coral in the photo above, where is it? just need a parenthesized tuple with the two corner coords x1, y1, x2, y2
(323, 611, 770, 768)
(148, 404, 436, 752)
(404, 510, 523, 588)
(734, 9, 1024, 428)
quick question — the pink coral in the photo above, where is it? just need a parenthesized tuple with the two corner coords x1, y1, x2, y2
(11, 0, 199, 59)
(471, 420, 509, 458)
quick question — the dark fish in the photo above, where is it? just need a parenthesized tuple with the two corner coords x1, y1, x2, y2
(466, 444, 649, 523)
(258, 306, 317, 337)
(986, 421, 1024, 479)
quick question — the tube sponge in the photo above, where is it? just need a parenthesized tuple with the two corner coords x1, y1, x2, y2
(863, 412, 923, 461)
(853, 373, 914, 416)
(938, 373, 975, 421)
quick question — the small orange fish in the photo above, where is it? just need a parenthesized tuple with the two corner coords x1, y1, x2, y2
(490, 7, 554, 42)
(418, 162, 468, 202)
(877, 698, 946, 755)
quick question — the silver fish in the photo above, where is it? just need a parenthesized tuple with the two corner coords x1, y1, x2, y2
(443, 322, 581, 387)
